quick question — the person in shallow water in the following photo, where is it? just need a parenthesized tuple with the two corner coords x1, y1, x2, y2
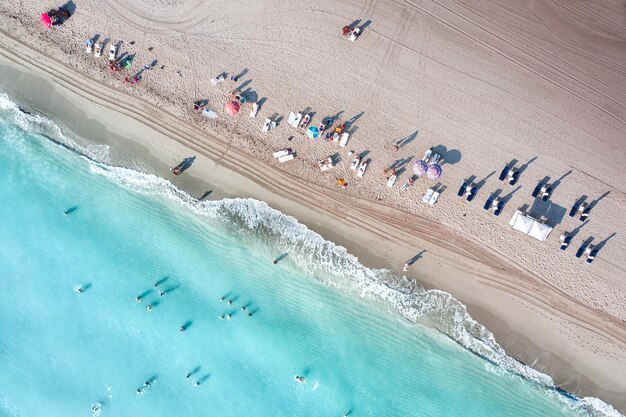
(146, 304, 152, 311)
(294, 375, 305, 383)
(179, 325, 186, 332)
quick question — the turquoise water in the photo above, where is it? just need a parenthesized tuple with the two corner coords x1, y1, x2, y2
(0, 93, 619, 417)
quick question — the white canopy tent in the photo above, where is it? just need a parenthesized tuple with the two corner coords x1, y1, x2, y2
(509, 210, 552, 242)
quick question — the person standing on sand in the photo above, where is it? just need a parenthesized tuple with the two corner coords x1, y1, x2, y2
(403, 262, 410, 272)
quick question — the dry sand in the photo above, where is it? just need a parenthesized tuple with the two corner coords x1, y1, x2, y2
(1, 0, 625, 412)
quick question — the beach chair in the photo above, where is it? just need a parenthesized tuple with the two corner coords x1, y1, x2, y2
(493, 199, 503, 216)
(278, 154, 294, 163)
(339, 133, 350, 147)
(466, 185, 477, 201)
(273, 149, 291, 159)
(351, 156, 360, 170)
(532, 181, 543, 198)
(508, 169, 519, 185)
(85, 39, 93, 54)
(422, 188, 435, 204)
(457, 181, 468, 197)
(559, 233, 571, 251)
(498, 166, 509, 181)
(287, 112, 296, 126)
(541, 186, 552, 202)
(430, 154, 441, 165)
(483, 195, 494, 210)
(262, 119, 271, 132)
(586, 247, 598, 264)
(319, 157, 334, 172)
(580, 206, 591, 221)
(299, 113, 311, 129)
(428, 191, 440, 207)
(349, 27, 361, 42)
(108, 44, 117, 61)
(357, 160, 369, 178)
(575, 242, 587, 259)
(387, 175, 397, 188)
(422, 148, 433, 163)
(292, 113, 302, 128)
(94, 43, 102, 58)
(250, 103, 259, 118)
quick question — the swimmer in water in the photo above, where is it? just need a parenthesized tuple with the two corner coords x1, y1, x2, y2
(135, 296, 141, 302)
(186, 372, 191, 379)
(273, 260, 277, 265)
(179, 326, 186, 332)
(193, 381, 200, 387)
(136, 388, 143, 395)
(153, 281, 159, 287)
(220, 296, 225, 303)
(227, 300, 232, 306)
(159, 291, 166, 297)
(248, 312, 253, 317)
(294, 375, 305, 383)
(146, 304, 153, 311)
(226, 313, 231, 321)
(144, 381, 151, 387)
(76, 286, 83, 293)
(219, 315, 224, 320)
(241, 305, 247, 311)
(63, 209, 70, 217)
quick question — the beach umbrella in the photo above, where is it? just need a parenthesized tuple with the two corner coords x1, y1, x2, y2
(224, 100, 240, 116)
(413, 160, 428, 177)
(306, 126, 319, 139)
(41, 13, 52, 28)
(427, 163, 442, 180)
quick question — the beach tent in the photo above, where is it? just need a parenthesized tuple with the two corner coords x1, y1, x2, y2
(306, 126, 319, 139)
(41, 13, 52, 28)
(509, 210, 552, 242)
(224, 100, 240, 116)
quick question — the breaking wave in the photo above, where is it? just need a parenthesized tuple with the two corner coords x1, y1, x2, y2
(2, 92, 622, 417)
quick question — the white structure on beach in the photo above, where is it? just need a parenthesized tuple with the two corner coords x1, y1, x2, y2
(508, 210, 553, 242)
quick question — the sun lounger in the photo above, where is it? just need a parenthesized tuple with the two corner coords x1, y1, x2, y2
(94, 43, 102, 57)
(292, 113, 302, 128)
(493, 199, 503, 216)
(428, 191, 440, 207)
(85, 39, 93, 54)
(532, 182, 542, 198)
(422, 188, 435, 204)
(559, 233, 571, 251)
(278, 154, 294, 163)
(357, 160, 368, 177)
(339, 133, 350, 147)
(586, 247, 597, 264)
(250, 103, 259, 118)
(541, 187, 551, 202)
(387, 175, 397, 188)
(201, 108, 217, 119)
(430, 154, 440, 165)
(108, 44, 117, 61)
(498, 166, 508, 181)
(569, 201, 579, 217)
(466, 185, 477, 201)
(349, 27, 361, 42)
(262, 119, 271, 132)
(457, 181, 468, 197)
(483, 195, 494, 210)
(299, 114, 311, 129)
(575, 243, 587, 259)
(422, 148, 433, 163)
(350, 156, 360, 170)
(580, 206, 590, 221)
(319, 157, 333, 172)
(508, 169, 519, 185)
(273, 149, 291, 158)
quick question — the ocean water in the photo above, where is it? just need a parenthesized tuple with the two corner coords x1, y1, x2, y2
(0, 93, 620, 417)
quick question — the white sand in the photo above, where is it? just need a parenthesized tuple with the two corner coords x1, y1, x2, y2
(1, 0, 625, 412)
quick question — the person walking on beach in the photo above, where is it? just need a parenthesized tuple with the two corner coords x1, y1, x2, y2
(403, 262, 410, 272)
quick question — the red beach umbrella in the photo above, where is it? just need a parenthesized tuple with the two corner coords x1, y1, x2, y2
(225, 100, 240, 116)
(41, 13, 52, 28)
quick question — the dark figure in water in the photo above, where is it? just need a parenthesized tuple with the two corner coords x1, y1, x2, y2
(159, 291, 166, 297)
(186, 372, 191, 379)
(179, 326, 186, 332)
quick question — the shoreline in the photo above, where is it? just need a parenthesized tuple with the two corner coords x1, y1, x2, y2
(1, 23, 625, 415)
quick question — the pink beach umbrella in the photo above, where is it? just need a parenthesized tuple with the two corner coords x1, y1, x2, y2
(427, 163, 442, 180)
(413, 160, 428, 177)
(41, 13, 52, 28)
(225, 100, 240, 116)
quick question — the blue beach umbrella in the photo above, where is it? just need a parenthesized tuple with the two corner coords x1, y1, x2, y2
(306, 126, 319, 139)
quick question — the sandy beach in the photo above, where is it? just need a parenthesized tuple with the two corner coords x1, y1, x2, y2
(1, 0, 625, 412)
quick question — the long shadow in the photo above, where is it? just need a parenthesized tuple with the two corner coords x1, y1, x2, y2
(432, 145, 462, 165)
(348, 19, 361, 30)
(551, 170, 572, 193)
(181, 321, 193, 331)
(408, 250, 426, 265)
(154, 276, 170, 287)
(256, 97, 267, 108)
(569, 220, 588, 240)
(394, 156, 414, 176)
(62, 0, 76, 16)
(358, 150, 370, 159)
(396, 131, 418, 148)
(235, 79, 252, 92)
(589, 191, 610, 211)
(517, 156, 537, 178)
(136, 289, 152, 300)
(176, 156, 196, 174)
(199, 374, 211, 383)
(345, 111, 365, 130)
(274, 252, 289, 263)
(502, 186, 521, 204)
(235, 68, 248, 81)
(569, 195, 588, 216)
(327, 110, 344, 124)
(188, 366, 201, 377)
(163, 284, 180, 295)
(199, 190, 213, 201)
(595, 232, 616, 253)
(248, 308, 260, 316)
(360, 20, 373, 30)
(476, 171, 496, 192)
